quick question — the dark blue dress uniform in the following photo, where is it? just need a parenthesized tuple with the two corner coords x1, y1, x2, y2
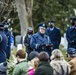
(66, 17, 76, 49)
(46, 26, 61, 50)
(0, 25, 8, 63)
(4, 25, 13, 59)
(66, 26, 76, 49)
(24, 34, 33, 54)
(24, 27, 33, 61)
(30, 23, 52, 56)
(4, 30, 12, 59)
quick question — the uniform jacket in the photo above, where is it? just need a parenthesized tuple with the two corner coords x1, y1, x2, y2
(4, 30, 13, 59)
(66, 26, 76, 49)
(0, 62, 8, 75)
(4, 30, 12, 46)
(69, 57, 76, 75)
(30, 32, 52, 56)
(34, 61, 53, 75)
(46, 27, 61, 49)
(12, 60, 29, 75)
(0, 30, 8, 63)
(24, 34, 33, 54)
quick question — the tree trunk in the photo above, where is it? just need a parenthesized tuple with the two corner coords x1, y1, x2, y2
(25, 0, 33, 27)
(15, 0, 34, 36)
(15, 0, 29, 36)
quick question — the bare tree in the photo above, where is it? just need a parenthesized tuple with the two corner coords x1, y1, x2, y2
(0, 0, 14, 23)
(0, 0, 34, 36)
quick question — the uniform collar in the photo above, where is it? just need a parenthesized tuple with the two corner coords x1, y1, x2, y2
(36, 32, 47, 42)
(38, 32, 44, 38)
(50, 27, 54, 31)
(70, 26, 76, 29)
(70, 26, 75, 28)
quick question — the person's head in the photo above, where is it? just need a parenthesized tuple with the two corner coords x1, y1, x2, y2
(38, 51, 49, 62)
(51, 49, 64, 60)
(3, 22, 9, 31)
(38, 23, 47, 34)
(29, 51, 39, 61)
(4, 25, 9, 32)
(70, 17, 76, 26)
(28, 51, 39, 69)
(16, 50, 26, 62)
(48, 21, 55, 28)
(68, 48, 76, 61)
(27, 27, 33, 35)
(30, 57, 39, 69)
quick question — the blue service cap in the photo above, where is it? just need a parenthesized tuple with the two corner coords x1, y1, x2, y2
(38, 23, 47, 28)
(68, 48, 76, 57)
(48, 21, 55, 24)
(70, 17, 76, 21)
(27, 27, 33, 31)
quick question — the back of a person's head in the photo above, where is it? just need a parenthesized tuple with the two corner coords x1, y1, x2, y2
(29, 51, 39, 61)
(16, 50, 26, 58)
(30, 57, 39, 69)
(38, 51, 49, 61)
(51, 49, 64, 60)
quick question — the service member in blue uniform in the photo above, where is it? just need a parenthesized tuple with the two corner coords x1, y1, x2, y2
(4, 23, 13, 59)
(30, 23, 53, 56)
(0, 24, 8, 75)
(46, 21, 61, 50)
(66, 17, 76, 49)
(24, 27, 33, 61)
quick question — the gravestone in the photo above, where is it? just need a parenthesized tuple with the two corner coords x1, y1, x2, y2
(15, 35, 23, 46)
(60, 33, 68, 50)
